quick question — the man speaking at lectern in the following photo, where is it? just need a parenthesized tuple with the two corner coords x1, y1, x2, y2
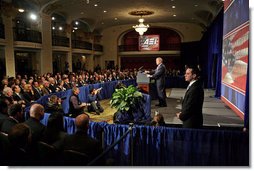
(145, 57, 167, 107)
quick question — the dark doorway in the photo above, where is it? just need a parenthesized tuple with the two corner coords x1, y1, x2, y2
(15, 51, 33, 76)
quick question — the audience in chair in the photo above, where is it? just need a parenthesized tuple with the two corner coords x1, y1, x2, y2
(7, 123, 33, 165)
(62, 114, 103, 165)
(24, 104, 45, 144)
(41, 111, 67, 150)
(44, 95, 64, 114)
(1, 104, 24, 134)
(68, 87, 88, 117)
(87, 88, 104, 115)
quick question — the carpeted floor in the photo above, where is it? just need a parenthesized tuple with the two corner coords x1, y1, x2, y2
(86, 99, 116, 124)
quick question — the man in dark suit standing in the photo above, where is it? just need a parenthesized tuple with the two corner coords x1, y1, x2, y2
(145, 57, 167, 107)
(176, 66, 204, 128)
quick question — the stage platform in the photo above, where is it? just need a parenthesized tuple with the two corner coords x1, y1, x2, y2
(151, 88, 244, 128)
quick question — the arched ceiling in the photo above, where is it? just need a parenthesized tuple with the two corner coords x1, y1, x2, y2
(6, 0, 224, 32)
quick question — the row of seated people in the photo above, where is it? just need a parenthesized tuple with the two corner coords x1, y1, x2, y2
(0, 69, 137, 98)
(0, 69, 136, 111)
(0, 103, 104, 166)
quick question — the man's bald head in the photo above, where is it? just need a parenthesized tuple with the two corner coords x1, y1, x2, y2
(75, 114, 90, 131)
(30, 103, 44, 120)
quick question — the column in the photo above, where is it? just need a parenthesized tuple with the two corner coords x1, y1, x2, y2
(3, 15, 15, 77)
(40, 13, 52, 75)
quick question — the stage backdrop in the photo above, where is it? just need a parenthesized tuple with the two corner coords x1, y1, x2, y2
(221, 0, 249, 119)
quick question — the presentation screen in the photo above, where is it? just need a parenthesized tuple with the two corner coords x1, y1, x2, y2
(139, 35, 160, 51)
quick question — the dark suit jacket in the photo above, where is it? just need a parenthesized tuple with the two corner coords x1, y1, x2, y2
(0, 113, 8, 129)
(1, 117, 19, 134)
(24, 117, 45, 143)
(150, 63, 166, 89)
(179, 80, 204, 128)
(62, 130, 102, 163)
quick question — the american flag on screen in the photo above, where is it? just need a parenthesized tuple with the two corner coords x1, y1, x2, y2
(222, 23, 249, 93)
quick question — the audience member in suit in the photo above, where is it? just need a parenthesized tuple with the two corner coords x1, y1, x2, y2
(2, 87, 15, 105)
(41, 112, 67, 150)
(56, 80, 66, 92)
(12, 85, 27, 107)
(22, 84, 36, 105)
(44, 95, 64, 114)
(32, 81, 42, 100)
(145, 57, 167, 107)
(7, 123, 34, 165)
(68, 87, 88, 117)
(63, 77, 72, 90)
(0, 97, 9, 128)
(24, 104, 45, 143)
(176, 66, 204, 128)
(41, 81, 52, 96)
(1, 104, 24, 134)
(87, 88, 104, 115)
(48, 77, 57, 93)
(62, 114, 103, 165)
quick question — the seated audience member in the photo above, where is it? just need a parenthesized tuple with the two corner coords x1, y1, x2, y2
(1, 104, 24, 134)
(150, 113, 166, 126)
(41, 112, 67, 149)
(41, 81, 52, 96)
(63, 76, 72, 90)
(48, 77, 57, 93)
(12, 85, 26, 107)
(0, 97, 9, 128)
(56, 80, 66, 92)
(32, 81, 42, 100)
(45, 95, 64, 114)
(2, 87, 15, 105)
(7, 123, 33, 165)
(62, 114, 103, 165)
(68, 87, 88, 117)
(87, 88, 104, 115)
(22, 84, 36, 105)
(24, 104, 45, 144)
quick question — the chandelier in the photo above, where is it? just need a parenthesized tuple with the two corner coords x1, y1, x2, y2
(129, 10, 154, 36)
(133, 17, 149, 35)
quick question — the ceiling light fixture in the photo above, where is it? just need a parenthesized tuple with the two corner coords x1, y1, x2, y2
(133, 17, 149, 36)
(129, 10, 154, 36)
(18, 8, 25, 13)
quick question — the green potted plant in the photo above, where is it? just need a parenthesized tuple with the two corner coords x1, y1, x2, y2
(110, 85, 143, 124)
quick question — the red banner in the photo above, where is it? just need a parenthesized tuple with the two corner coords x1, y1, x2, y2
(139, 35, 160, 51)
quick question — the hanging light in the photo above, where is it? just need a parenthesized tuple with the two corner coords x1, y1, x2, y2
(133, 17, 149, 36)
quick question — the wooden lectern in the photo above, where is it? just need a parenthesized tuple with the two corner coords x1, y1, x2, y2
(136, 71, 150, 93)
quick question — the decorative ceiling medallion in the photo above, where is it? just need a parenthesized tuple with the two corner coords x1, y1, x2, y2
(128, 10, 154, 16)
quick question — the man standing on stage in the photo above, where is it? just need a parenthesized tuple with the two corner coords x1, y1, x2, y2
(176, 66, 204, 128)
(145, 57, 167, 107)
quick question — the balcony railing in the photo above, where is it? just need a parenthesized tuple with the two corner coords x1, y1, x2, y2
(13, 27, 42, 43)
(118, 45, 139, 52)
(0, 23, 5, 39)
(93, 44, 103, 52)
(72, 40, 92, 50)
(52, 35, 70, 47)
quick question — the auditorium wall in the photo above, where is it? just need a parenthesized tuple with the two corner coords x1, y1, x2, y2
(101, 22, 204, 69)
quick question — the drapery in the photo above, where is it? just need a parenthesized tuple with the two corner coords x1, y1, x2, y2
(39, 115, 249, 166)
(101, 124, 248, 166)
(200, 9, 223, 91)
